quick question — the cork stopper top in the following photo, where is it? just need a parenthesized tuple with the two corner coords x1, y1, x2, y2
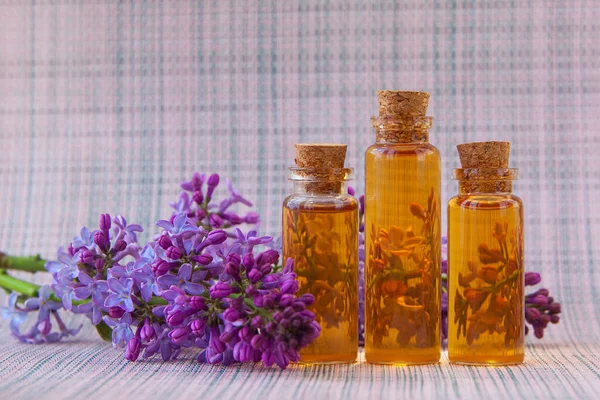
(457, 141, 511, 168)
(294, 144, 347, 169)
(377, 90, 430, 117)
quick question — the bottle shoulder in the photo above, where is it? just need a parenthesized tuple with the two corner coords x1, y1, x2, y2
(448, 193, 523, 210)
(283, 193, 358, 212)
(365, 142, 440, 159)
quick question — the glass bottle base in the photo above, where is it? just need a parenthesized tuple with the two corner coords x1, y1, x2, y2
(449, 354, 524, 366)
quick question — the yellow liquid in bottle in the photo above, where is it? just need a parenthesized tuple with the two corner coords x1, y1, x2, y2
(282, 198, 359, 364)
(364, 143, 441, 364)
(448, 194, 524, 365)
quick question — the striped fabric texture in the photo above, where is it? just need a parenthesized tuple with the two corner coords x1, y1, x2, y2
(1, 1, 599, 398)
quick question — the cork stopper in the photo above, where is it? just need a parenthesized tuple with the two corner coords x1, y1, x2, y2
(377, 90, 430, 117)
(457, 141, 511, 168)
(294, 144, 347, 169)
(455, 141, 515, 193)
(293, 144, 347, 194)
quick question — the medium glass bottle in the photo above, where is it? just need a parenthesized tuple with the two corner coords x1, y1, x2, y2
(448, 141, 524, 365)
(282, 144, 359, 364)
(364, 91, 441, 364)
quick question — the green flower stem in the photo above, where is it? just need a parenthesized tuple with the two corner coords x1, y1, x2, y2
(0, 253, 47, 273)
(0, 270, 40, 297)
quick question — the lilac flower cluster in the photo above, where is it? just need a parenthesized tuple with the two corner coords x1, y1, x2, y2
(170, 172, 259, 230)
(524, 272, 561, 338)
(1, 173, 319, 369)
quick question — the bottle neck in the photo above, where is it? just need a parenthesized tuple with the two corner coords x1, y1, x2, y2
(375, 129, 429, 144)
(458, 180, 513, 195)
(293, 181, 348, 195)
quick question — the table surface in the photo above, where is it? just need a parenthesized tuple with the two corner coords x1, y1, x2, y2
(1, 321, 599, 400)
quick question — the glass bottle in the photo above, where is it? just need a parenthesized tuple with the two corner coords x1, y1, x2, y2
(448, 141, 524, 365)
(282, 144, 359, 364)
(364, 91, 441, 364)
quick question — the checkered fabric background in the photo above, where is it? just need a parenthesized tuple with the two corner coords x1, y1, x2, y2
(1, 1, 599, 399)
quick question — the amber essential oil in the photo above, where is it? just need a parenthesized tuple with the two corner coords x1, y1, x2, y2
(364, 91, 441, 364)
(448, 141, 525, 365)
(282, 144, 359, 364)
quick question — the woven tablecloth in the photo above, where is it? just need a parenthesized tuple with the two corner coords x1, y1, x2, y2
(1, 0, 599, 398)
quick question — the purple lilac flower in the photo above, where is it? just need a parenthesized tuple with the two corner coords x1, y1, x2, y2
(103, 313, 134, 348)
(1, 292, 28, 331)
(104, 278, 135, 312)
(157, 263, 205, 295)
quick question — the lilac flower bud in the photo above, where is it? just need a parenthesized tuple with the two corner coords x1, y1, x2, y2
(194, 254, 213, 265)
(347, 186, 355, 196)
(219, 329, 237, 344)
(125, 337, 141, 361)
(536, 288, 550, 297)
(158, 235, 173, 250)
(248, 269, 262, 283)
(113, 239, 127, 253)
(209, 282, 232, 299)
(95, 259, 105, 271)
(209, 326, 227, 354)
(251, 334, 265, 349)
(80, 249, 95, 265)
(207, 230, 227, 245)
(223, 212, 243, 225)
(244, 212, 260, 224)
(242, 253, 255, 269)
(175, 293, 188, 306)
(192, 190, 204, 205)
(224, 308, 242, 322)
(109, 307, 125, 319)
(283, 307, 295, 318)
(263, 295, 275, 309)
(260, 264, 273, 275)
(280, 319, 291, 329)
(281, 280, 299, 295)
(206, 174, 220, 200)
(239, 325, 253, 342)
(273, 312, 283, 323)
(196, 208, 206, 220)
(540, 314, 551, 326)
(245, 286, 257, 296)
(209, 214, 223, 228)
(279, 294, 294, 308)
(550, 314, 560, 324)
(265, 321, 277, 333)
(526, 307, 541, 321)
(226, 253, 241, 266)
(251, 316, 264, 328)
(38, 319, 52, 335)
(549, 302, 561, 314)
(291, 318, 302, 329)
(190, 319, 205, 335)
(140, 320, 155, 342)
(525, 272, 542, 286)
(154, 260, 172, 276)
(99, 213, 111, 231)
(167, 310, 186, 326)
(93, 231, 109, 251)
(532, 295, 549, 307)
(292, 301, 306, 312)
(225, 262, 240, 277)
(169, 327, 190, 344)
(190, 296, 207, 311)
(260, 250, 280, 266)
(166, 246, 182, 260)
(68, 243, 76, 256)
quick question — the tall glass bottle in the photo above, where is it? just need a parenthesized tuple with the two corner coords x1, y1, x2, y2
(364, 91, 441, 364)
(448, 141, 524, 365)
(282, 144, 359, 364)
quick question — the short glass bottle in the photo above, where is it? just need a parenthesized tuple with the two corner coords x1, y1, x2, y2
(282, 167, 359, 364)
(364, 92, 441, 365)
(448, 156, 525, 365)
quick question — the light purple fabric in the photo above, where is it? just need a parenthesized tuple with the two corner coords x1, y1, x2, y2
(0, 1, 599, 398)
